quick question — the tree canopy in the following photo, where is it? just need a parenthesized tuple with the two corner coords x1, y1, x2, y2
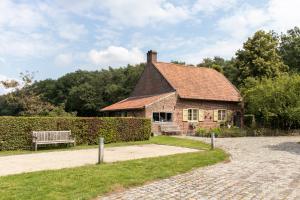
(0, 64, 145, 116)
(241, 74, 300, 129)
(279, 27, 300, 72)
(235, 30, 288, 85)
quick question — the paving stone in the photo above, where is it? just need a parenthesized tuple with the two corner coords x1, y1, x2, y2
(99, 136, 300, 200)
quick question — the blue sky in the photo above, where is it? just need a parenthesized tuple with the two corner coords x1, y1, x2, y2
(0, 0, 300, 94)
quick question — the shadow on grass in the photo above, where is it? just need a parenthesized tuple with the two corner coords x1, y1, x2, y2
(266, 142, 300, 155)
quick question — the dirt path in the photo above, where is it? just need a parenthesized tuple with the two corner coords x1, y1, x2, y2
(0, 144, 198, 176)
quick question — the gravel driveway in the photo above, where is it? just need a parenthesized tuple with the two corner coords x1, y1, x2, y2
(100, 136, 300, 200)
(0, 144, 198, 176)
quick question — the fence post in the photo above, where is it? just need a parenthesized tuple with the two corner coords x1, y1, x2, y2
(211, 132, 215, 150)
(98, 137, 104, 164)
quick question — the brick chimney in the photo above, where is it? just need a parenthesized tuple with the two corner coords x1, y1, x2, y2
(147, 50, 157, 63)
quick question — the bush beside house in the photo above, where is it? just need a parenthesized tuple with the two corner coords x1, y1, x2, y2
(0, 117, 151, 150)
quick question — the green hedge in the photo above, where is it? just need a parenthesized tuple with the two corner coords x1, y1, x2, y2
(0, 117, 151, 150)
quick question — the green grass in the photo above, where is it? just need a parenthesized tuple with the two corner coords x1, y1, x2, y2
(0, 136, 228, 200)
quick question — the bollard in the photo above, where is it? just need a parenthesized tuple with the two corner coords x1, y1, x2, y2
(211, 132, 215, 150)
(98, 137, 104, 164)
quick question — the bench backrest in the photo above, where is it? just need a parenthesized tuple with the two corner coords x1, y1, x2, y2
(32, 131, 72, 142)
(160, 124, 181, 132)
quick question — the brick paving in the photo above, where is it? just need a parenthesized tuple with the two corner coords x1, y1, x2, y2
(100, 136, 300, 200)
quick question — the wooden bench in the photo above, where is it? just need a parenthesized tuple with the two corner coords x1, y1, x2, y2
(32, 131, 75, 151)
(160, 124, 182, 135)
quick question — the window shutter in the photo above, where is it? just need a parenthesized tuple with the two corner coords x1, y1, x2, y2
(182, 109, 188, 122)
(213, 110, 218, 121)
(198, 109, 204, 121)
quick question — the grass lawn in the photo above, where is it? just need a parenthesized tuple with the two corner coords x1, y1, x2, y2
(0, 136, 228, 200)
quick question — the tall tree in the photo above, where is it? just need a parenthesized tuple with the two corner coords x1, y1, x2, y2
(279, 26, 300, 72)
(0, 72, 55, 116)
(235, 30, 288, 85)
(197, 57, 239, 86)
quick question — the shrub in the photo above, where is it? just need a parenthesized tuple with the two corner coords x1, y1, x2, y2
(219, 127, 246, 137)
(211, 127, 222, 137)
(195, 128, 208, 137)
(0, 117, 151, 150)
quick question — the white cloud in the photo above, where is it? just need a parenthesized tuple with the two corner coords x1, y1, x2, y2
(0, 30, 64, 57)
(56, 0, 191, 27)
(103, 0, 190, 27)
(193, 0, 237, 14)
(57, 23, 87, 41)
(181, 39, 242, 64)
(0, 0, 45, 30)
(267, 0, 300, 32)
(88, 46, 144, 67)
(217, 0, 300, 39)
(55, 53, 73, 67)
(217, 6, 269, 39)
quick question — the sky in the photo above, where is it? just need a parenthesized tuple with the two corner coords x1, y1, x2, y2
(0, 0, 300, 94)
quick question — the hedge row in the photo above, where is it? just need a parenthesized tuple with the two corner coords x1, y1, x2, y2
(0, 117, 151, 150)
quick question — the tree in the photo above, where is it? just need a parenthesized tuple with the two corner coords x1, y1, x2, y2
(279, 26, 300, 72)
(65, 83, 99, 116)
(22, 63, 145, 116)
(0, 72, 55, 116)
(171, 60, 186, 65)
(235, 30, 288, 85)
(241, 74, 300, 129)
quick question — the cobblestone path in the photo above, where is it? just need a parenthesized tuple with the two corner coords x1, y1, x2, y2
(100, 136, 300, 200)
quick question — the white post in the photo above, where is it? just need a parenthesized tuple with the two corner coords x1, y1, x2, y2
(98, 137, 104, 164)
(211, 132, 215, 150)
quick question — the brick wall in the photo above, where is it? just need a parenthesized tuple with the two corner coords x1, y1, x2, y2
(175, 98, 241, 134)
(145, 93, 177, 134)
(145, 94, 241, 134)
(131, 63, 174, 97)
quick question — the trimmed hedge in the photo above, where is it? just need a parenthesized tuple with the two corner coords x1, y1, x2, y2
(0, 117, 151, 150)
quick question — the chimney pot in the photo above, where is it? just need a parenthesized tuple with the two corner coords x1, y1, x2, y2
(147, 50, 157, 63)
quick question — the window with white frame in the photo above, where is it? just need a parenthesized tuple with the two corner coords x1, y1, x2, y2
(152, 112, 172, 122)
(218, 110, 226, 121)
(188, 109, 198, 121)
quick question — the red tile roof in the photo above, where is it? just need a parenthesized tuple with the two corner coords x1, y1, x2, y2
(101, 92, 175, 111)
(153, 62, 241, 102)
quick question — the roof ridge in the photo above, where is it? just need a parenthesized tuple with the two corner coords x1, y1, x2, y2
(156, 61, 219, 72)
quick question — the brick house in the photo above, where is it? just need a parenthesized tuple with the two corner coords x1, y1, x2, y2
(101, 50, 243, 135)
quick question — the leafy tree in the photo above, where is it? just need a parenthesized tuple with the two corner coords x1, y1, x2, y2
(241, 74, 300, 129)
(235, 30, 288, 85)
(171, 60, 186, 65)
(279, 26, 300, 72)
(65, 83, 99, 116)
(18, 63, 146, 116)
(0, 72, 55, 116)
